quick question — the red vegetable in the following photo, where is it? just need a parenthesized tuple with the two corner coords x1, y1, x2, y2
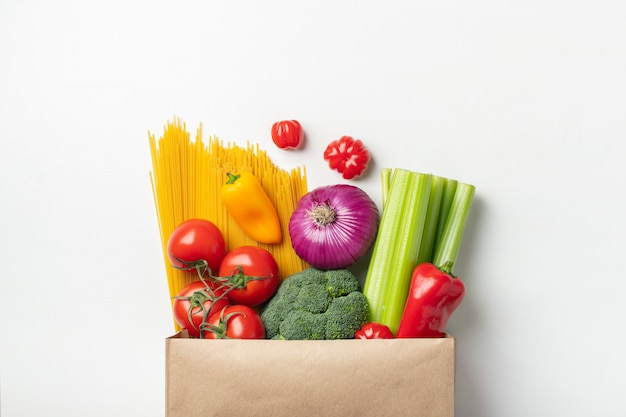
(396, 262, 466, 338)
(355, 322, 394, 339)
(172, 280, 231, 338)
(271, 120, 304, 150)
(323, 136, 370, 180)
(167, 219, 226, 275)
(288, 184, 379, 270)
(218, 246, 280, 307)
(203, 305, 266, 339)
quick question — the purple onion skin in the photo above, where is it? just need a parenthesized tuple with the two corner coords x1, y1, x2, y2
(288, 184, 380, 270)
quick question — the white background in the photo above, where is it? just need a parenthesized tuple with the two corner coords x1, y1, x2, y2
(1, 1, 625, 416)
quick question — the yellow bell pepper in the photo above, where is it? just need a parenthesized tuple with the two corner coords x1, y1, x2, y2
(221, 171, 282, 244)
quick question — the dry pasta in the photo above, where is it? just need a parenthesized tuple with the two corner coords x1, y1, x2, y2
(149, 117, 308, 329)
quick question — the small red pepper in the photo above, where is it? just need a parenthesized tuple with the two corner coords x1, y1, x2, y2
(271, 120, 304, 150)
(323, 136, 370, 180)
(355, 322, 394, 339)
(396, 262, 466, 338)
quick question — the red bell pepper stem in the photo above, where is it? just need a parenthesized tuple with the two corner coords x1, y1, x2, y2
(439, 260, 455, 275)
(395, 262, 465, 338)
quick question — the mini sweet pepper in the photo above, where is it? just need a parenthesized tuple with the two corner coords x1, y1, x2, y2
(221, 171, 282, 244)
(271, 120, 304, 150)
(395, 262, 465, 338)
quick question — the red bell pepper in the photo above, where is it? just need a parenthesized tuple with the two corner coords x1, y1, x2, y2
(354, 322, 394, 339)
(396, 262, 465, 338)
(271, 120, 304, 150)
(323, 136, 370, 180)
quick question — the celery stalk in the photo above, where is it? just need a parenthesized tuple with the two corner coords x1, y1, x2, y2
(432, 182, 475, 274)
(381, 168, 392, 210)
(363, 170, 433, 334)
(363, 169, 413, 319)
(434, 178, 458, 248)
(378, 173, 432, 333)
(416, 175, 446, 265)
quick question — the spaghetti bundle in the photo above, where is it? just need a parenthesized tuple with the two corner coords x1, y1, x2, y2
(149, 118, 309, 321)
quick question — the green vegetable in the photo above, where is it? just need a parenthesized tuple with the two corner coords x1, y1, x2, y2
(434, 177, 458, 248)
(260, 268, 369, 340)
(363, 168, 475, 335)
(380, 167, 392, 208)
(432, 182, 475, 269)
(363, 169, 432, 334)
(416, 175, 446, 265)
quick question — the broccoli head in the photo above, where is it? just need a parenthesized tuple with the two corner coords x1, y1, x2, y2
(260, 268, 369, 340)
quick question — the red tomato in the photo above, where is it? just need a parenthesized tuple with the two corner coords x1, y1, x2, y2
(172, 280, 231, 338)
(218, 246, 279, 307)
(167, 219, 226, 275)
(203, 305, 266, 339)
(271, 120, 304, 150)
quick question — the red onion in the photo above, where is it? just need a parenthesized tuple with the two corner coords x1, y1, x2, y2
(288, 184, 379, 270)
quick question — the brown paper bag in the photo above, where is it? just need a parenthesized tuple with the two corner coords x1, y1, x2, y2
(166, 330, 455, 417)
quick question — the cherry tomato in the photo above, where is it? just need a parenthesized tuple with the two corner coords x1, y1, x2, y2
(218, 246, 279, 307)
(271, 120, 304, 150)
(203, 305, 266, 339)
(354, 322, 395, 339)
(167, 219, 226, 275)
(172, 280, 231, 338)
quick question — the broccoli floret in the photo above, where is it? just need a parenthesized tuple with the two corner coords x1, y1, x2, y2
(325, 269, 361, 297)
(279, 310, 327, 340)
(325, 291, 369, 339)
(293, 283, 332, 314)
(260, 296, 290, 338)
(260, 267, 369, 340)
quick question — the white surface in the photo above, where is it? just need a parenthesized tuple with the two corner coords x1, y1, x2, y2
(1, 1, 625, 416)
